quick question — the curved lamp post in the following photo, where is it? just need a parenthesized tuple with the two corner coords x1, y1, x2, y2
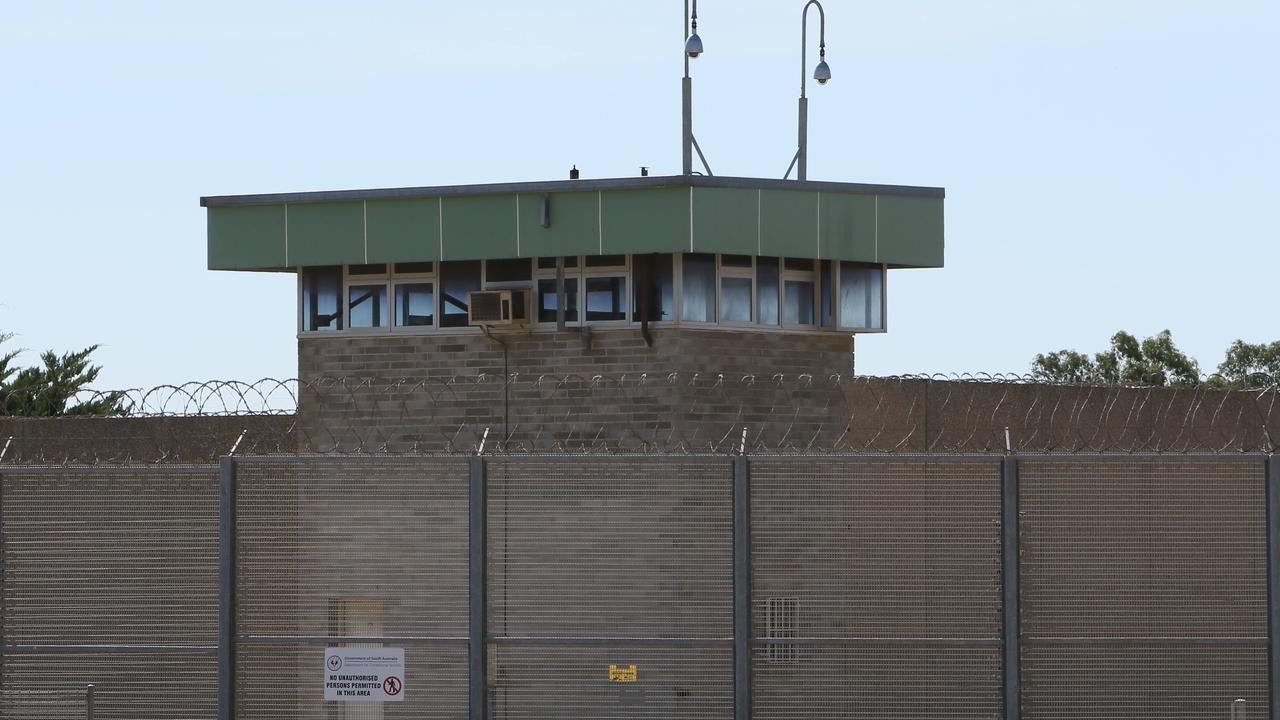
(788, 0, 831, 181)
(682, 0, 714, 175)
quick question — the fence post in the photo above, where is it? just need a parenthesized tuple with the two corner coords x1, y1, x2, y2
(0, 466, 5, 704)
(733, 455, 752, 720)
(1002, 456, 1020, 720)
(1268, 456, 1278, 720)
(85, 683, 95, 720)
(218, 457, 237, 720)
(469, 456, 487, 720)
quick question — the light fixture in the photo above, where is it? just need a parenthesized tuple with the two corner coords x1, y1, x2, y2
(814, 57, 831, 85)
(685, 32, 704, 58)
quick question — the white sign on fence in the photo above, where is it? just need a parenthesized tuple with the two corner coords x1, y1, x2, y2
(323, 648, 405, 702)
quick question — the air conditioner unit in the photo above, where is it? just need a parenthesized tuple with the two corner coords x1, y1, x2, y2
(468, 289, 531, 326)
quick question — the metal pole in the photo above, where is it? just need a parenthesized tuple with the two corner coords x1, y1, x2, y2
(0, 468, 5, 704)
(555, 257, 566, 332)
(682, 78, 694, 176)
(682, 0, 694, 175)
(1002, 456, 1021, 720)
(796, 97, 808, 182)
(218, 457, 237, 720)
(733, 455, 752, 720)
(86, 684, 95, 720)
(469, 456, 488, 720)
(798, 0, 826, 181)
(1267, 456, 1278, 720)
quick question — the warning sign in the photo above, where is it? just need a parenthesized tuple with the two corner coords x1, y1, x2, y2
(609, 664, 638, 682)
(324, 648, 405, 702)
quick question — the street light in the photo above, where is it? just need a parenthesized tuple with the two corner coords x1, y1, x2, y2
(685, 2, 703, 58)
(788, 0, 831, 181)
(682, 0, 713, 175)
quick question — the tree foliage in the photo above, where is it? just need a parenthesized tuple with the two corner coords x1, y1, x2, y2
(1032, 330, 1278, 389)
(1213, 340, 1280, 389)
(0, 335, 129, 416)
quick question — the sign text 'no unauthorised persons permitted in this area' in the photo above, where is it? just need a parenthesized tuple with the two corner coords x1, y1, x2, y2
(324, 648, 405, 702)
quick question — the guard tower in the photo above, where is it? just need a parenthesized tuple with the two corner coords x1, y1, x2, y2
(202, 174, 943, 384)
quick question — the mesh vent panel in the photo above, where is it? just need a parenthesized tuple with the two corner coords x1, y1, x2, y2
(235, 459, 470, 638)
(236, 643, 467, 720)
(487, 460, 733, 638)
(488, 645, 732, 720)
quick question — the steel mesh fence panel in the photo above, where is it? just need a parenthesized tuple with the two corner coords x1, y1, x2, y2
(236, 642, 467, 720)
(0, 467, 219, 719)
(749, 458, 1003, 719)
(2, 650, 217, 719)
(233, 459, 471, 718)
(486, 459, 733, 638)
(235, 459, 470, 639)
(752, 645, 1001, 720)
(1020, 458, 1269, 718)
(1, 469, 219, 646)
(487, 645, 732, 720)
(1021, 644, 1268, 719)
(485, 459, 733, 719)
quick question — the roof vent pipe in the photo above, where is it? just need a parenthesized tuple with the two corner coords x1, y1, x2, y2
(569, 165, 580, 180)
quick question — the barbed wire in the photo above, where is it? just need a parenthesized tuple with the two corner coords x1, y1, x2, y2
(1, 373, 1277, 464)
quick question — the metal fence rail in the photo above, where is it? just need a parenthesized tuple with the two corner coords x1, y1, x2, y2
(1, 453, 1277, 719)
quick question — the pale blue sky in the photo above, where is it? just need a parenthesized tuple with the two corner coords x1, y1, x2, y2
(1, 1, 1276, 388)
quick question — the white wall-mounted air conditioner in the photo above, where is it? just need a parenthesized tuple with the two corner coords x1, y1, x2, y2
(468, 289, 531, 326)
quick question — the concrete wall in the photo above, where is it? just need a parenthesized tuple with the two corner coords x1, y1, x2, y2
(298, 328, 855, 382)
(297, 328, 855, 453)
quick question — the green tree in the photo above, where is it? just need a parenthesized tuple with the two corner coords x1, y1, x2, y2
(0, 336, 129, 416)
(1212, 340, 1280, 389)
(1031, 330, 1201, 386)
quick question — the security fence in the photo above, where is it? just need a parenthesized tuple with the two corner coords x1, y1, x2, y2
(1, 453, 1276, 719)
(3, 374, 1280, 464)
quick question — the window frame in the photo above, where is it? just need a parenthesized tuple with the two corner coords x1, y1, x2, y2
(780, 258, 819, 328)
(677, 252, 718, 325)
(835, 261, 889, 333)
(631, 253, 676, 326)
(295, 255, 883, 337)
(341, 265, 392, 334)
(717, 254, 756, 326)
(581, 255, 630, 326)
(391, 263, 439, 332)
(298, 266, 345, 335)
(533, 256, 583, 328)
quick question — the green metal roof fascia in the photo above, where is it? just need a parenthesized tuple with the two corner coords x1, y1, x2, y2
(206, 177, 945, 270)
(200, 174, 944, 207)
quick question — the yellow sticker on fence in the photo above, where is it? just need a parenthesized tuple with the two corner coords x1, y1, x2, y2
(609, 664, 637, 682)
